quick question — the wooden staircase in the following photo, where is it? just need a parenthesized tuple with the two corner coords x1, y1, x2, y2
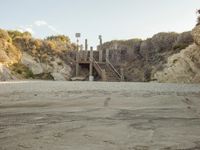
(93, 59, 123, 82)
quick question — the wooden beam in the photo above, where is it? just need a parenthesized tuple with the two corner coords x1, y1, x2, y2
(99, 37, 103, 62)
(106, 49, 109, 64)
(89, 47, 93, 77)
(75, 51, 79, 77)
(84, 39, 88, 61)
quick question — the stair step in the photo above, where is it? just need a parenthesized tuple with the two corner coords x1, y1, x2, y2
(95, 62, 121, 82)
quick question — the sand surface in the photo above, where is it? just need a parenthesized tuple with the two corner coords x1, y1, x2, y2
(0, 81, 200, 150)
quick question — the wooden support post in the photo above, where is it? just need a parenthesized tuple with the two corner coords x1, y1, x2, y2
(99, 50, 103, 62)
(80, 44, 83, 61)
(80, 44, 83, 51)
(84, 39, 88, 61)
(120, 68, 124, 81)
(76, 51, 79, 77)
(89, 47, 94, 81)
(106, 49, 109, 64)
(99, 36, 103, 62)
(101, 69, 107, 81)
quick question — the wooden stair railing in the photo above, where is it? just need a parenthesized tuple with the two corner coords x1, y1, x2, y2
(93, 59, 102, 75)
(93, 58, 106, 81)
(106, 58, 122, 81)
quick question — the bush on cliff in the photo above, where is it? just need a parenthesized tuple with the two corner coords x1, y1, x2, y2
(10, 63, 34, 78)
(151, 32, 178, 52)
(173, 31, 193, 51)
(0, 29, 12, 43)
(8, 30, 32, 40)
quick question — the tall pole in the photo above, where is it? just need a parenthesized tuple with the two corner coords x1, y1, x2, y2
(84, 39, 88, 61)
(75, 33, 81, 77)
(89, 46, 94, 81)
(76, 50, 79, 77)
(75, 33, 81, 51)
(85, 39, 88, 51)
(106, 49, 109, 64)
(80, 44, 83, 61)
(99, 35, 103, 62)
(77, 39, 79, 51)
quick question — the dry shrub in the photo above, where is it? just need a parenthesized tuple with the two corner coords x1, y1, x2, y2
(10, 63, 34, 78)
(0, 29, 12, 42)
(173, 31, 193, 51)
(0, 50, 9, 63)
(151, 32, 178, 52)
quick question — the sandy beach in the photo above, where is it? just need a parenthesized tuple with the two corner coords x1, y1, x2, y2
(0, 81, 200, 150)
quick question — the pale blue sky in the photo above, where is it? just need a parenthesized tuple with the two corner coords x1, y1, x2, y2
(0, 0, 199, 47)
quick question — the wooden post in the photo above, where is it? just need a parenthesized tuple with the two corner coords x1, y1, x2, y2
(80, 44, 83, 61)
(106, 49, 109, 64)
(101, 69, 107, 81)
(99, 50, 103, 62)
(84, 39, 88, 61)
(76, 50, 79, 77)
(89, 47, 94, 81)
(120, 68, 124, 81)
(99, 36, 103, 62)
(80, 44, 83, 51)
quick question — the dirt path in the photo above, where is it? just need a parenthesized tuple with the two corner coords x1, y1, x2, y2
(0, 81, 200, 150)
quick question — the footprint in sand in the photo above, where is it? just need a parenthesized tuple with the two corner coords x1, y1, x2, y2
(104, 97, 111, 107)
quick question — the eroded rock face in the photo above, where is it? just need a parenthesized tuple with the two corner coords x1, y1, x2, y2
(0, 29, 75, 81)
(0, 64, 17, 81)
(51, 73, 66, 81)
(192, 25, 200, 46)
(21, 52, 72, 81)
(49, 58, 72, 81)
(21, 53, 43, 75)
(154, 44, 200, 83)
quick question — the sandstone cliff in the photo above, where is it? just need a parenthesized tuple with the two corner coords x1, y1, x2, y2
(154, 25, 200, 83)
(101, 31, 194, 82)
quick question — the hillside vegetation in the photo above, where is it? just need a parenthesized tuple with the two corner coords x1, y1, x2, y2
(0, 29, 76, 81)
(1, 12, 200, 83)
(154, 25, 200, 83)
(101, 31, 194, 82)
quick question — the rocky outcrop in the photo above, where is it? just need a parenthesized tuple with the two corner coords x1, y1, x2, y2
(0, 29, 74, 81)
(21, 53, 43, 75)
(48, 57, 72, 81)
(21, 52, 72, 81)
(101, 31, 194, 82)
(0, 64, 17, 81)
(153, 25, 200, 83)
(154, 44, 200, 83)
(192, 25, 200, 46)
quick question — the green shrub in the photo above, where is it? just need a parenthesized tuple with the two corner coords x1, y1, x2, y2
(10, 63, 34, 78)
(25, 69, 34, 78)
(46, 35, 70, 43)
(173, 43, 188, 50)
(57, 62, 62, 66)
(16, 69, 22, 74)
(8, 30, 32, 40)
